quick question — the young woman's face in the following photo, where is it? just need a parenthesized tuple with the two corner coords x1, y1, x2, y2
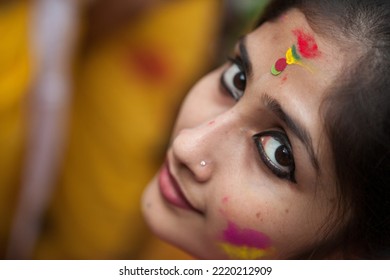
(142, 8, 346, 259)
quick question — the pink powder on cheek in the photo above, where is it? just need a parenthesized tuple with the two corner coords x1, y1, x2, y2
(293, 29, 320, 58)
(223, 222, 271, 249)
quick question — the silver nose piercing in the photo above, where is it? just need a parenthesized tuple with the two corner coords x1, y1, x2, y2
(200, 160, 206, 167)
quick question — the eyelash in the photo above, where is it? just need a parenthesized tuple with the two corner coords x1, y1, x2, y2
(220, 56, 296, 183)
(253, 131, 296, 183)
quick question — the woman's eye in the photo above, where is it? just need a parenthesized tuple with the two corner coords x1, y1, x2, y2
(220, 58, 246, 101)
(253, 131, 296, 183)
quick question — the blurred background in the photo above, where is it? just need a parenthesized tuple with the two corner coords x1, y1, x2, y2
(0, 0, 268, 259)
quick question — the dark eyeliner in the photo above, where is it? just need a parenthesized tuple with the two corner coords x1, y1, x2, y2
(253, 131, 297, 183)
(227, 56, 244, 70)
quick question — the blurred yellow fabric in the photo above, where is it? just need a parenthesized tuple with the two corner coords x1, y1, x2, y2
(32, 0, 221, 259)
(0, 0, 221, 259)
(0, 1, 31, 258)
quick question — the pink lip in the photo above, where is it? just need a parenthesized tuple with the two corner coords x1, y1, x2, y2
(158, 161, 201, 213)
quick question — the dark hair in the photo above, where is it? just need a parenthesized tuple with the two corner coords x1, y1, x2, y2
(257, 0, 390, 259)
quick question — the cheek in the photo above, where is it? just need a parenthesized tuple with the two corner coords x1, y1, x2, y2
(217, 221, 276, 260)
(215, 196, 276, 259)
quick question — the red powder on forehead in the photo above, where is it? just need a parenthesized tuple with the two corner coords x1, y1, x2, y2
(275, 58, 287, 72)
(293, 29, 320, 58)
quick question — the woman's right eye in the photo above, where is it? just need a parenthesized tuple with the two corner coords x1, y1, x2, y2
(220, 57, 247, 101)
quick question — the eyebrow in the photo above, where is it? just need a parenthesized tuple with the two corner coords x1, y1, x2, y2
(238, 36, 320, 173)
(262, 94, 320, 173)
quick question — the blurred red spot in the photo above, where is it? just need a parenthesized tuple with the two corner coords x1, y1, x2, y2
(126, 47, 171, 82)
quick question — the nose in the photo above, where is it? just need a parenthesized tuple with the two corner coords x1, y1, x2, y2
(171, 111, 237, 183)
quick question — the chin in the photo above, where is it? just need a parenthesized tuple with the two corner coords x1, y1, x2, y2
(141, 176, 183, 246)
(141, 176, 161, 234)
(141, 176, 225, 260)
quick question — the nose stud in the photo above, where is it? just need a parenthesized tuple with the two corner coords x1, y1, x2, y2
(200, 160, 206, 167)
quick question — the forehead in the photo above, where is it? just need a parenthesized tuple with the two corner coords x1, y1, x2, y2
(244, 9, 345, 182)
(244, 7, 346, 132)
(246, 8, 344, 96)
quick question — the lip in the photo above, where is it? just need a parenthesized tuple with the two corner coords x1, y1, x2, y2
(158, 160, 201, 213)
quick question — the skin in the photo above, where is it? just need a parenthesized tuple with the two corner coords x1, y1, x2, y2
(142, 8, 347, 259)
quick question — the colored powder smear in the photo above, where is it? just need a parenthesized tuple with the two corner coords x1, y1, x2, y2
(218, 222, 275, 259)
(293, 29, 320, 58)
(271, 29, 320, 76)
(271, 44, 307, 76)
(271, 58, 287, 75)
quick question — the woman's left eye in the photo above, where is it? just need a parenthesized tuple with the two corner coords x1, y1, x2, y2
(253, 131, 296, 183)
(220, 57, 246, 101)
